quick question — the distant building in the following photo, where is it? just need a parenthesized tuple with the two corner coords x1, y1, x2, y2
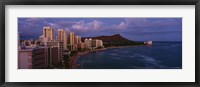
(91, 40, 97, 48)
(69, 32, 76, 50)
(144, 41, 153, 46)
(91, 39, 103, 49)
(39, 35, 50, 46)
(43, 27, 54, 41)
(75, 35, 81, 44)
(58, 29, 67, 50)
(77, 42, 86, 49)
(84, 38, 92, 49)
(96, 40, 103, 48)
(70, 32, 75, 45)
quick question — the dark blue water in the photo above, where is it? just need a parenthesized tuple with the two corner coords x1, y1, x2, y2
(75, 42, 182, 69)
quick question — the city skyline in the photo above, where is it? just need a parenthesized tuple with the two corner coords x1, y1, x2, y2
(18, 18, 182, 41)
(18, 18, 182, 69)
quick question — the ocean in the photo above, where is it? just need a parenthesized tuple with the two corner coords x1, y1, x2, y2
(74, 42, 182, 69)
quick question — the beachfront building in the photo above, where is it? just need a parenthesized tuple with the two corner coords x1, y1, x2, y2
(144, 41, 153, 46)
(91, 40, 97, 48)
(75, 35, 82, 44)
(43, 27, 54, 41)
(58, 29, 67, 49)
(91, 39, 104, 49)
(69, 32, 76, 51)
(18, 47, 48, 69)
(96, 40, 103, 48)
(84, 38, 92, 49)
(77, 42, 86, 50)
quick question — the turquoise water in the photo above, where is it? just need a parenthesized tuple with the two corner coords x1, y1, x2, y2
(74, 42, 182, 69)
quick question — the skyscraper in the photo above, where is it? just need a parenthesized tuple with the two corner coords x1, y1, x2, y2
(43, 27, 54, 41)
(70, 32, 75, 50)
(84, 38, 92, 49)
(70, 32, 75, 45)
(58, 29, 67, 49)
(75, 35, 81, 44)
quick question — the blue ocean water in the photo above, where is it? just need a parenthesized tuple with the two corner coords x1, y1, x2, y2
(74, 42, 182, 69)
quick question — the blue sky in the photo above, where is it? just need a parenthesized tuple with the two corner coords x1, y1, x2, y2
(18, 18, 182, 41)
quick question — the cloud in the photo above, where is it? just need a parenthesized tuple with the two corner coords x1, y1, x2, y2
(112, 21, 128, 30)
(91, 20, 103, 30)
(43, 21, 61, 29)
(72, 21, 86, 30)
(18, 18, 182, 41)
(72, 20, 103, 31)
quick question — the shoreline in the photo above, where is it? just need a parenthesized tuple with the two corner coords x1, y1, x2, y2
(93, 45, 145, 52)
(69, 45, 144, 68)
(69, 50, 90, 68)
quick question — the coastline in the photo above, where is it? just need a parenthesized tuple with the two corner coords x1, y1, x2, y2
(69, 45, 144, 69)
(69, 50, 90, 68)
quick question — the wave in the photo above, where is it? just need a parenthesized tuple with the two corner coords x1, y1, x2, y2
(122, 51, 130, 53)
(134, 54, 166, 68)
(109, 53, 119, 56)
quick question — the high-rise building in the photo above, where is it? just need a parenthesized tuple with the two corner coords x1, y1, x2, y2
(70, 32, 75, 45)
(18, 47, 48, 69)
(69, 32, 76, 50)
(84, 38, 92, 49)
(77, 42, 86, 49)
(75, 35, 81, 44)
(43, 27, 54, 41)
(46, 41, 63, 65)
(48, 47, 59, 66)
(58, 29, 67, 49)
(96, 40, 103, 48)
(91, 39, 104, 49)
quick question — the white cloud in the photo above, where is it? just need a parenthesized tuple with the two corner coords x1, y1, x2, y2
(72, 20, 103, 31)
(115, 21, 129, 29)
(43, 21, 60, 29)
(92, 20, 103, 30)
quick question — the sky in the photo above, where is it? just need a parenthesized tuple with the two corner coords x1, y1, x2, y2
(18, 18, 182, 41)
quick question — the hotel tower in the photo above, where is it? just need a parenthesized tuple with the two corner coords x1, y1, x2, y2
(58, 29, 67, 49)
(43, 27, 54, 41)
